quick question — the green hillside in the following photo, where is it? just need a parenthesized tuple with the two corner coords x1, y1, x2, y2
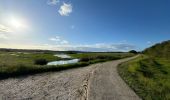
(144, 40, 170, 59)
(118, 40, 170, 100)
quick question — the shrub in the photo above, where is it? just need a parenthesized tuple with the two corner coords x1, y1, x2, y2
(129, 50, 138, 54)
(34, 59, 48, 65)
(80, 58, 90, 62)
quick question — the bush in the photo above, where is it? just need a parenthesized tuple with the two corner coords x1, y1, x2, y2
(34, 59, 48, 65)
(80, 57, 92, 62)
(129, 50, 138, 54)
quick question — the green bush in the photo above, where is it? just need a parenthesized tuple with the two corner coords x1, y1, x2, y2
(129, 50, 138, 54)
(80, 57, 91, 62)
(79, 55, 121, 63)
(34, 59, 48, 65)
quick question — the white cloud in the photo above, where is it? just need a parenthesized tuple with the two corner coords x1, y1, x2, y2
(47, 0, 59, 5)
(76, 43, 135, 52)
(48, 36, 135, 51)
(49, 36, 69, 44)
(49, 36, 60, 42)
(0, 42, 136, 52)
(0, 24, 12, 40)
(60, 40, 68, 44)
(147, 41, 152, 44)
(44, 37, 136, 52)
(49, 38, 58, 41)
(0, 33, 136, 52)
(0, 24, 12, 33)
(58, 3, 72, 16)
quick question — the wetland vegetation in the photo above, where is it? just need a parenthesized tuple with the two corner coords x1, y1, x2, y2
(0, 49, 135, 79)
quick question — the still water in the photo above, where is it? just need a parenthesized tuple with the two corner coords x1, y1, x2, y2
(47, 59, 79, 65)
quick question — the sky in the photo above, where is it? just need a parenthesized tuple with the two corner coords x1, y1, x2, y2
(0, 0, 170, 52)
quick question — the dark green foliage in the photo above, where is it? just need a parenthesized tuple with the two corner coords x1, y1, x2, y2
(34, 59, 48, 65)
(65, 51, 78, 54)
(79, 55, 119, 62)
(80, 57, 91, 62)
(144, 40, 170, 59)
(71, 52, 134, 63)
(129, 50, 138, 54)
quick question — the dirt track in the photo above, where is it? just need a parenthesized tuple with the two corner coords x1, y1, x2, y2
(0, 56, 141, 100)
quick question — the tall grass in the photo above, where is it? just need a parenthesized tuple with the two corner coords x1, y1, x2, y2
(118, 55, 170, 100)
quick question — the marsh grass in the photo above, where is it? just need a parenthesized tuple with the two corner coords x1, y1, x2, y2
(70, 52, 134, 62)
(0, 62, 89, 79)
(0, 51, 61, 65)
(0, 51, 134, 79)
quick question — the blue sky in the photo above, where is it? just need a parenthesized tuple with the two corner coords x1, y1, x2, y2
(0, 0, 170, 51)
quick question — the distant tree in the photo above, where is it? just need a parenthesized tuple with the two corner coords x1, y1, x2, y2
(129, 50, 138, 54)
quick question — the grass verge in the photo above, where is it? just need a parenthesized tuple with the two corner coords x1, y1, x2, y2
(118, 55, 170, 100)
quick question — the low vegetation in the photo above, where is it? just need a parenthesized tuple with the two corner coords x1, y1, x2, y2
(129, 50, 138, 54)
(0, 50, 135, 79)
(0, 62, 89, 79)
(34, 59, 48, 65)
(118, 40, 170, 100)
(0, 51, 61, 66)
(144, 40, 170, 59)
(70, 52, 134, 64)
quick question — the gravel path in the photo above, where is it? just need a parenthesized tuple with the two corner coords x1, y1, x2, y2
(87, 56, 141, 100)
(0, 56, 141, 100)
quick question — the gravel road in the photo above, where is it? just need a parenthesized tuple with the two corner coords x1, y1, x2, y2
(0, 56, 141, 100)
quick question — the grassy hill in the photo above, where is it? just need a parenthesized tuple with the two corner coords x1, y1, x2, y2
(144, 40, 170, 59)
(118, 40, 170, 100)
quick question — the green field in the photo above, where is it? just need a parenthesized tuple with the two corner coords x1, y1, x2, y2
(118, 55, 170, 100)
(0, 51, 135, 79)
(70, 52, 134, 64)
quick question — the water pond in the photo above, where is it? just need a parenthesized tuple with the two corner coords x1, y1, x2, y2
(54, 54, 71, 58)
(47, 59, 79, 65)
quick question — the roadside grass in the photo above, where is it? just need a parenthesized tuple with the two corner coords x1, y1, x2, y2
(118, 55, 170, 100)
(0, 51, 135, 79)
(0, 62, 89, 79)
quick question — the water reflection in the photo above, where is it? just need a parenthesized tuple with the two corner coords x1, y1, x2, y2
(47, 59, 79, 65)
(54, 54, 71, 58)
